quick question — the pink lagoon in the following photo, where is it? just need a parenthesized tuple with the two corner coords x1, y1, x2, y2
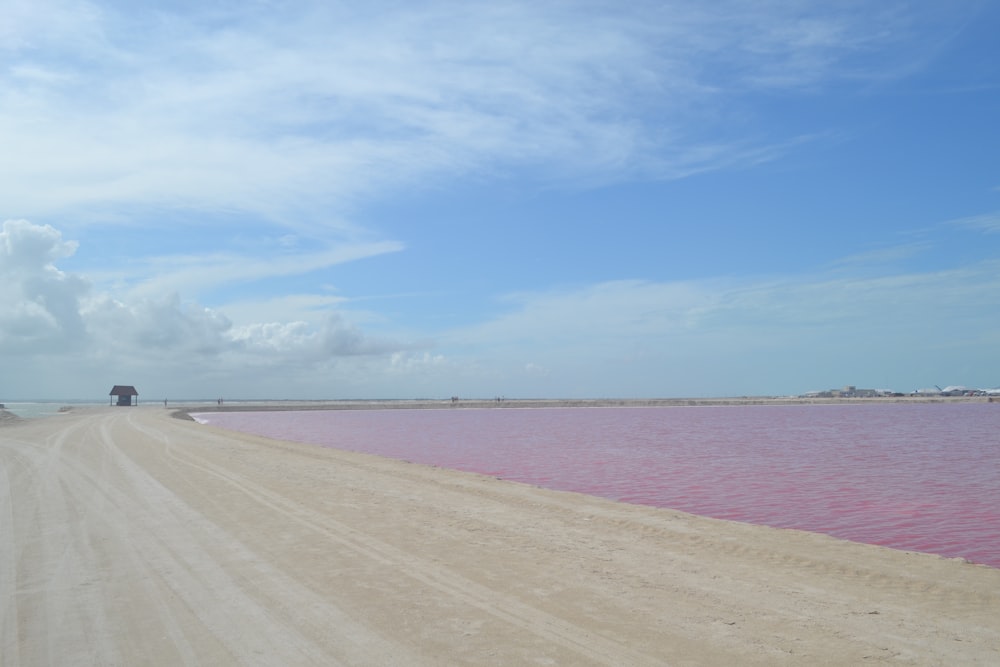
(195, 402, 1000, 568)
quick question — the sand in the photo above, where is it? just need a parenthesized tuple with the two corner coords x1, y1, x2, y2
(1, 406, 998, 665)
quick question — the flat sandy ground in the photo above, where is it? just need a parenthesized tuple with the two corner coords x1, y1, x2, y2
(1, 406, 998, 665)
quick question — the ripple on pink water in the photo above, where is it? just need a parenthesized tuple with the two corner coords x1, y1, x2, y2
(194, 403, 1000, 568)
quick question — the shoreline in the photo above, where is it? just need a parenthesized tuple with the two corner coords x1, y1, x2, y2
(185, 398, 1000, 569)
(3, 395, 992, 423)
(2, 407, 998, 664)
(173, 394, 996, 418)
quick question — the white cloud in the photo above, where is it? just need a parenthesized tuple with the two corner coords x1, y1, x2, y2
(229, 321, 312, 354)
(0, 220, 88, 351)
(1, 2, 994, 400)
(1, 1, 965, 226)
(82, 293, 233, 356)
(829, 242, 931, 269)
(220, 294, 349, 330)
(2, 216, 998, 399)
(389, 351, 449, 374)
(0, 218, 78, 267)
(111, 239, 403, 302)
(0, 220, 408, 397)
(523, 363, 549, 377)
(434, 260, 1000, 397)
(947, 212, 1000, 234)
(449, 279, 719, 351)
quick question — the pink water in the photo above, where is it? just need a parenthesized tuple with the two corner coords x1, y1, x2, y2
(194, 403, 1000, 567)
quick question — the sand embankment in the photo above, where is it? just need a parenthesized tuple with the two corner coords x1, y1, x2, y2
(2, 406, 998, 665)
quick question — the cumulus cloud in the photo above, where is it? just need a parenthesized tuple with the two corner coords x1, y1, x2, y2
(83, 293, 233, 357)
(0, 220, 88, 351)
(230, 321, 314, 355)
(0, 220, 407, 396)
(229, 314, 402, 360)
(3, 216, 997, 399)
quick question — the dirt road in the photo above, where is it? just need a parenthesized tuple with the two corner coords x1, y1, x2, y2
(2, 407, 998, 665)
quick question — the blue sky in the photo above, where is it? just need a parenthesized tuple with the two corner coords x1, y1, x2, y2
(2, 0, 999, 400)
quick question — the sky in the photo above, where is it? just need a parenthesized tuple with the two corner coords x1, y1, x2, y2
(2, 0, 999, 400)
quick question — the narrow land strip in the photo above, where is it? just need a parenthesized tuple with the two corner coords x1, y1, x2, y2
(2, 407, 998, 665)
(177, 395, 997, 415)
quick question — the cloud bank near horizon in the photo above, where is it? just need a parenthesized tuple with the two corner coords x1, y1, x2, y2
(4, 218, 997, 399)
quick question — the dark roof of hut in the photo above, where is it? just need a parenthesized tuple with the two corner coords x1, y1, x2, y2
(109, 385, 139, 396)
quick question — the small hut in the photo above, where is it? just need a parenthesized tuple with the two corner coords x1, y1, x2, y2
(109, 385, 139, 406)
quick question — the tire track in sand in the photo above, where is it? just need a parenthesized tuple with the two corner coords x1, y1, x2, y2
(93, 411, 407, 666)
(0, 439, 25, 665)
(134, 412, 666, 667)
(1, 415, 127, 666)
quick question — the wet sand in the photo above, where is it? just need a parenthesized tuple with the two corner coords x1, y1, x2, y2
(2, 406, 998, 665)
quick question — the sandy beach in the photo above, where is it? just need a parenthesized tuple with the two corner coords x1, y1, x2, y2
(2, 406, 998, 665)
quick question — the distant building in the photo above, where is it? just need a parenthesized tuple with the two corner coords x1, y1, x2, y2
(802, 386, 891, 399)
(109, 385, 139, 406)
